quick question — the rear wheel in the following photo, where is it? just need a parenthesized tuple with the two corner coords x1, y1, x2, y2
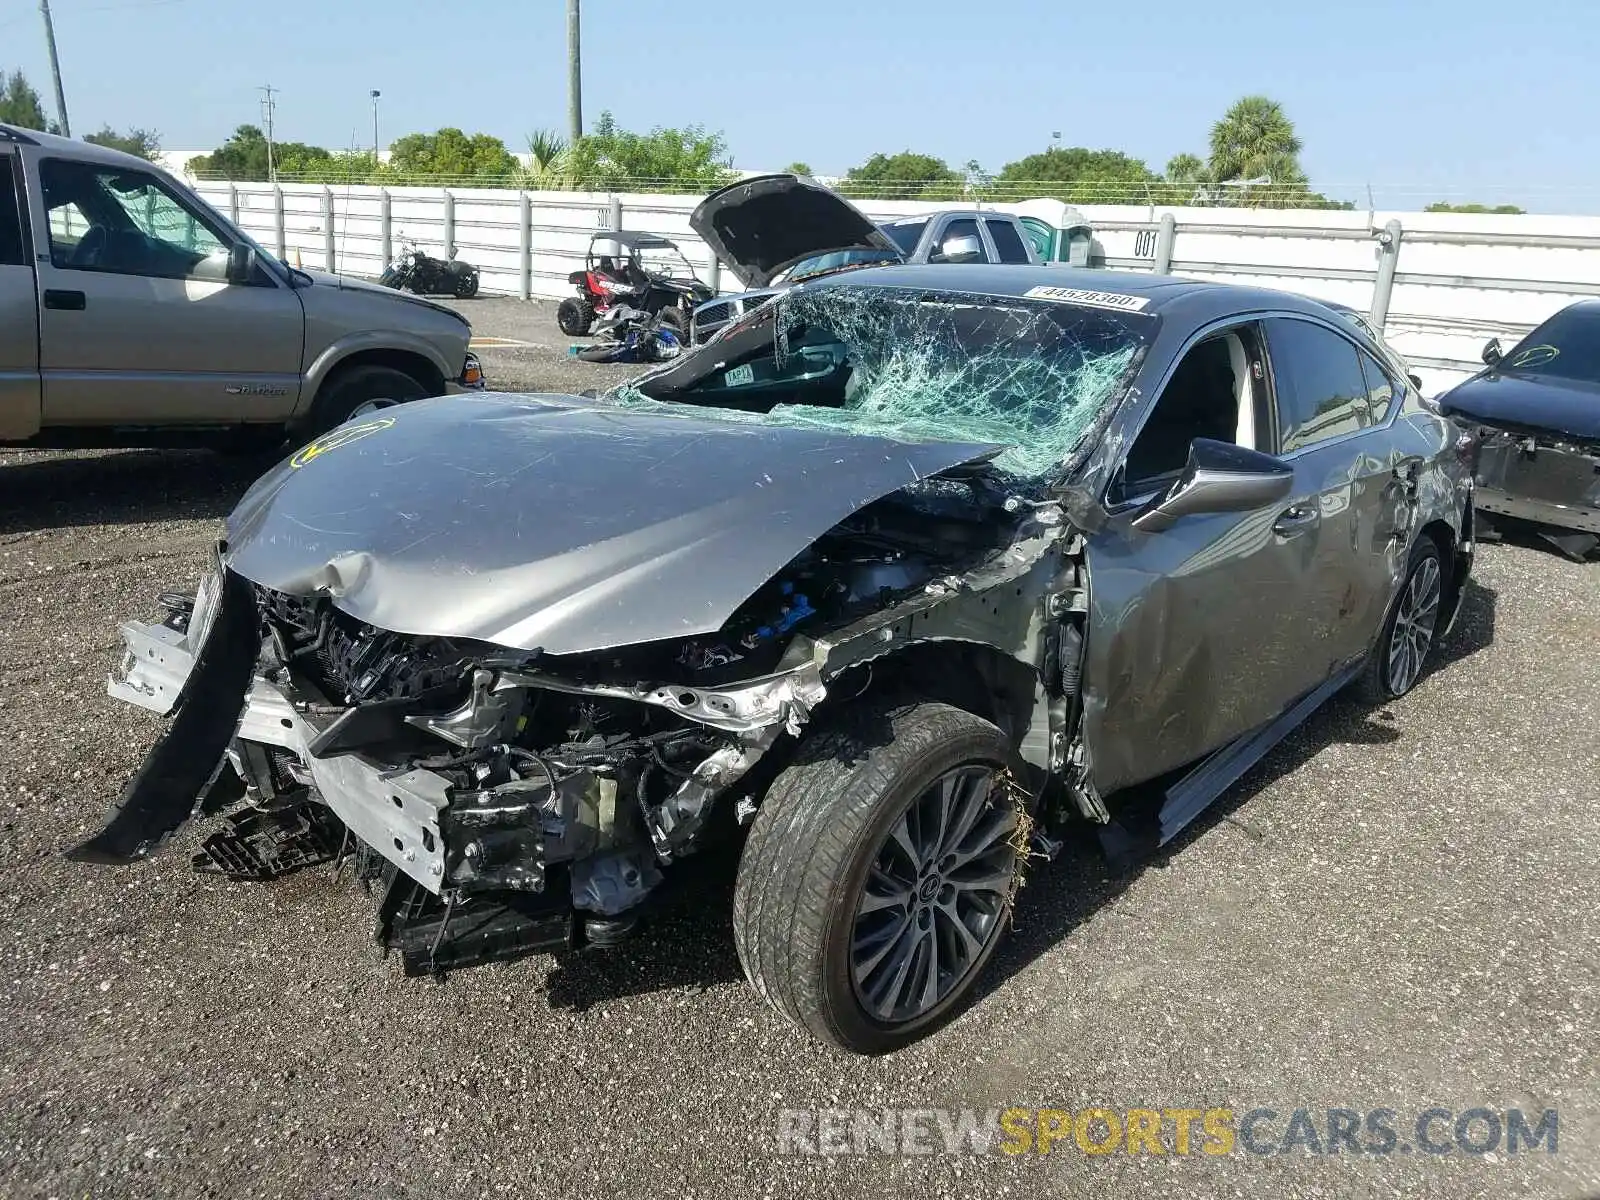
(453, 268, 480, 299)
(306, 365, 428, 437)
(733, 702, 1025, 1055)
(557, 296, 593, 336)
(657, 305, 688, 335)
(1353, 536, 1445, 702)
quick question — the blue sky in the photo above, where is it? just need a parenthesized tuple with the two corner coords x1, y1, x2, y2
(1, 0, 1592, 211)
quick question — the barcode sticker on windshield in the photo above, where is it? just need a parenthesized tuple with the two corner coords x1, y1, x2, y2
(724, 364, 755, 386)
(1024, 286, 1151, 312)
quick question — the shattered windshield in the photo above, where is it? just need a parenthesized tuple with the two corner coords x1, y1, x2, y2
(611, 283, 1152, 478)
(1499, 304, 1600, 383)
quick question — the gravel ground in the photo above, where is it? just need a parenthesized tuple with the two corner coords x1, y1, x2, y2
(2, 298, 1598, 1198)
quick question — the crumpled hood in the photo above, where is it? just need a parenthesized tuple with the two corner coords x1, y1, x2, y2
(223, 392, 1002, 655)
(1440, 371, 1600, 442)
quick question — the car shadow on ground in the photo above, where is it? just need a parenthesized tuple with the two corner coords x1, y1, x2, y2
(0, 449, 276, 536)
(540, 576, 1503, 1025)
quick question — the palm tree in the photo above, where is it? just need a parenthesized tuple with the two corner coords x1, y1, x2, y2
(1207, 96, 1304, 185)
(524, 129, 571, 189)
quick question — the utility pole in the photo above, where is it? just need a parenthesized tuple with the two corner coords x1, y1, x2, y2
(370, 89, 381, 158)
(38, 0, 70, 136)
(566, 0, 582, 145)
(259, 85, 277, 182)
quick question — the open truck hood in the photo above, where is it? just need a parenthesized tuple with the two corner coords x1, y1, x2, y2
(690, 173, 903, 289)
(222, 393, 1002, 655)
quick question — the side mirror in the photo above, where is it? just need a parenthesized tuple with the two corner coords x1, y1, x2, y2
(1408, 373, 1424, 392)
(1131, 438, 1295, 533)
(937, 234, 983, 263)
(225, 243, 256, 285)
(1481, 337, 1503, 367)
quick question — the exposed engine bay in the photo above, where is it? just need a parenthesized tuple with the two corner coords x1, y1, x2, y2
(82, 469, 1069, 976)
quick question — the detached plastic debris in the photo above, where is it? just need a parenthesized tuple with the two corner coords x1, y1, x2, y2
(192, 804, 345, 881)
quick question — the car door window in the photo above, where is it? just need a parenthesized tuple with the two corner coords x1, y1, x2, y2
(40, 159, 229, 282)
(985, 219, 1030, 263)
(0, 161, 24, 266)
(1119, 329, 1258, 497)
(1264, 317, 1374, 453)
(928, 218, 990, 264)
(1357, 349, 1397, 424)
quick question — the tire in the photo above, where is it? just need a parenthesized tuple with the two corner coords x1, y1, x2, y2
(732, 701, 1025, 1055)
(657, 305, 688, 335)
(1352, 535, 1446, 703)
(557, 296, 593, 336)
(307, 365, 428, 437)
(454, 269, 480, 299)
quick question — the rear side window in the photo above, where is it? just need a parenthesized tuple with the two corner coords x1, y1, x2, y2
(1264, 317, 1374, 453)
(985, 219, 1030, 263)
(0, 159, 24, 266)
(1357, 349, 1397, 424)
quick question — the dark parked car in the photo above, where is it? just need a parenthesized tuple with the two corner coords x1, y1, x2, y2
(74, 266, 1474, 1055)
(1437, 299, 1600, 560)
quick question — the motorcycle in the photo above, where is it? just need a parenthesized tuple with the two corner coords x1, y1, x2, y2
(379, 237, 481, 299)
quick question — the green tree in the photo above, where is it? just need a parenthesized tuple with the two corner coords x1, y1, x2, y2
(565, 111, 737, 193)
(839, 151, 963, 200)
(1425, 201, 1525, 214)
(188, 125, 333, 181)
(386, 128, 518, 182)
(783, 160, 813, 176)
(1163, 152, 1207, 184)
(0, 69, 56, 133)
(84, 125, 161, 161)
(1207, 95, 1307, 195)
(521, 129, 571, 189)
(994, 146, 1157, 202)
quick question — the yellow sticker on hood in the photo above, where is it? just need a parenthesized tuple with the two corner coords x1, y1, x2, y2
(290, 417, 395, 468)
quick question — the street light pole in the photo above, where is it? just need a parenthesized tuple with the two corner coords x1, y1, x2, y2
(566, 0, 582, 144)
(370, 90, 381, 159)
(38, 0, 70, 136)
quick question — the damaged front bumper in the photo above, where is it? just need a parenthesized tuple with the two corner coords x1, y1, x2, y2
(74, 563, 826, 969)
(1473, 430, 1600, 556)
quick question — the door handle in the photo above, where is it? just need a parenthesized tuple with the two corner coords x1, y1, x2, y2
(1273, 503, 1320, 536)
(43, 289, 87, 311)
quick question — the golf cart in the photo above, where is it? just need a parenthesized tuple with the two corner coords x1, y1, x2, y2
(557, 231, 714, 337)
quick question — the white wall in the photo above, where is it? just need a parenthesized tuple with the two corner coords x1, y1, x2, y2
(191, 179, 1600, 398)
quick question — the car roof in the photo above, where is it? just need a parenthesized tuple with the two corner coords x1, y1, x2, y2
(799, 263, 1340, 319)
(882, 210, 1015, 225)
(0, 122, 164, 172)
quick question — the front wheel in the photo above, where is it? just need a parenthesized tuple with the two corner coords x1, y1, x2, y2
(1352, 536, 1445, 703)
(306, 365, 428, 437)
(453, 268, 480, 299)
(733, 702, 1025, 1055)
(656, 305, 689, 335)
(557, 296, 593, 336)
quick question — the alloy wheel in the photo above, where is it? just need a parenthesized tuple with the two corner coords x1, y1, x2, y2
(1386, 554, 1442, 694)
(849, 765, 1018, 1025)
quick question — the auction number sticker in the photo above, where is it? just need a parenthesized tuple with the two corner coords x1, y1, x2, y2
(1024, 286, 1152, 312)
(724, 364, 756, 387)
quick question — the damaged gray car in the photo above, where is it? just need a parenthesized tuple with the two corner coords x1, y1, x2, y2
(72, 265, 1475, 1055)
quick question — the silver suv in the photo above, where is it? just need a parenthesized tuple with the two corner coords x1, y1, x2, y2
(0, 124, 483, 448)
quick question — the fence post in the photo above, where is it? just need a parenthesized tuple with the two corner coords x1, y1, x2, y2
(1369, 219, 1404, 332)
(608, 195, 623, 232)
(380, 188, 392, 266)
(323, 187, 336, 272)
(228, 183, 239, 225)
(273, 185, 286, 261)
(519, 192, 532, 301)
(442, 190, 456, 259)
(1153, 213, 1177, 275)
(706, 255, 720, 294)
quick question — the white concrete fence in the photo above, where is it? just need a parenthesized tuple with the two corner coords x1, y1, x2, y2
(193, 179, 1600, 397)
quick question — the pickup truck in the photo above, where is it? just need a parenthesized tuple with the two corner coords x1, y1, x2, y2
(0, 123, 483, 448)
(687, 174, 1072, 344)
